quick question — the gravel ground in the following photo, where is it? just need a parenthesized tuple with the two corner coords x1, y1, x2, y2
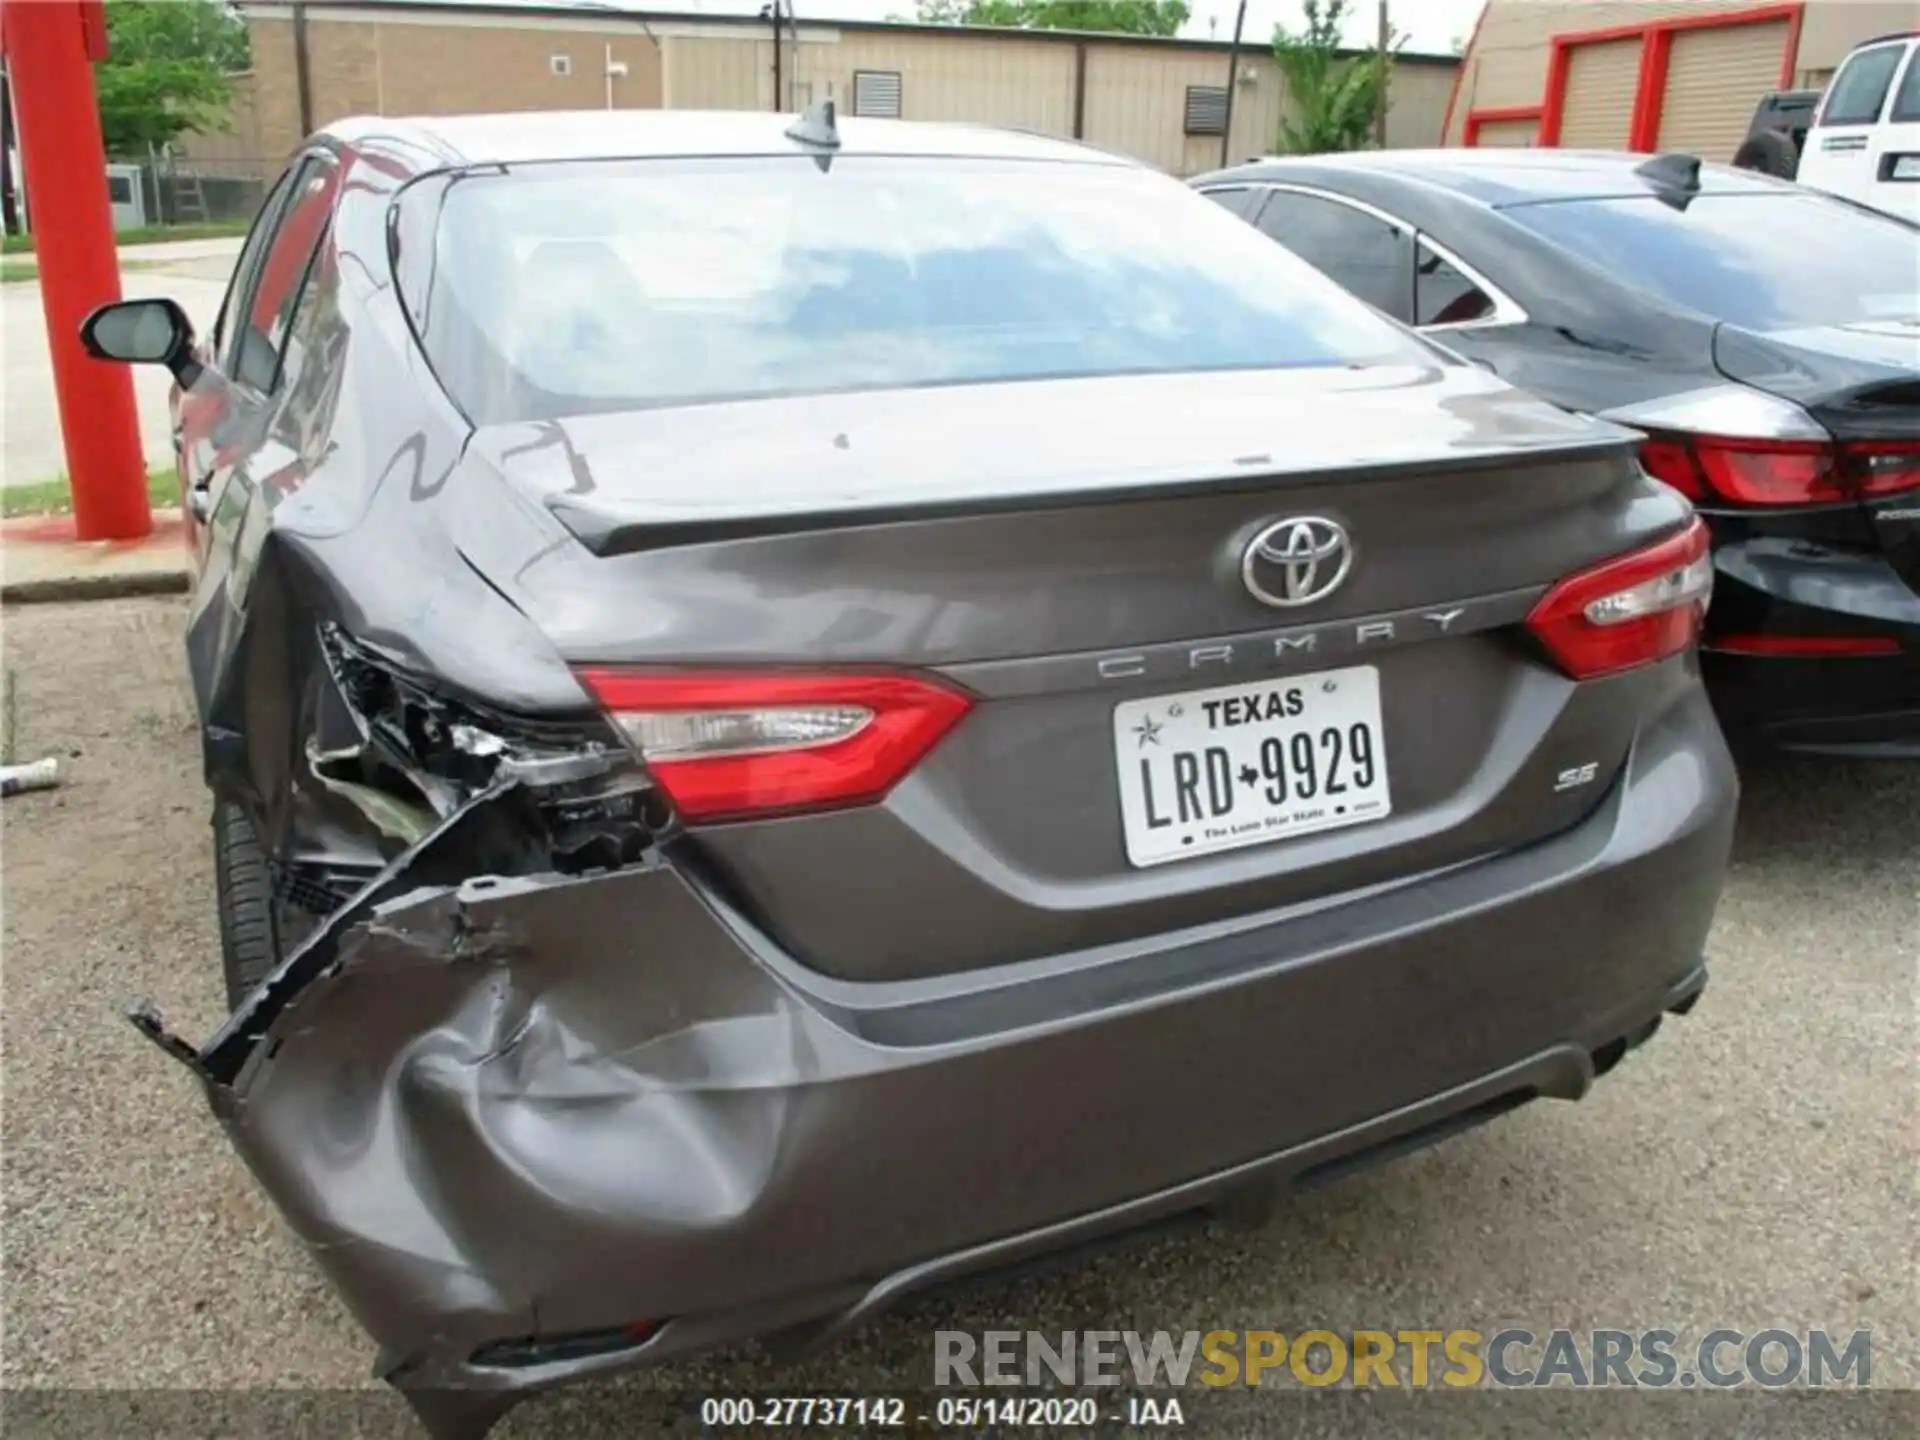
(2, 597, 1913, 1438)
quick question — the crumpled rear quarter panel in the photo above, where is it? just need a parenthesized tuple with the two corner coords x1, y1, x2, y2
(218, 682, 1733, 1420)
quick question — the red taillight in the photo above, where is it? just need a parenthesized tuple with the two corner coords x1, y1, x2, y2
(1707, 633, 1902, 657)
(575, 668, 972, 823)
(1640, 433, 1920, 506)
(1525, 518, 1714, 680)
(1638, 436, 1707, 500)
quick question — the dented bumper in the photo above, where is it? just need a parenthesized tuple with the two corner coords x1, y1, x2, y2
(135, 691, 1734, 1439)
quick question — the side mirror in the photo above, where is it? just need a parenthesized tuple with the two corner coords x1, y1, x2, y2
(80, 298, 201, 386)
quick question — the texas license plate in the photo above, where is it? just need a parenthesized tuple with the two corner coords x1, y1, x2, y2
(1112, 666, 1391, 868)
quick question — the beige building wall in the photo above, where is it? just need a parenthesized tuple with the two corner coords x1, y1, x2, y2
(792, 31, 1080, 138)
(240, 7, 668, 162)
(222, 4, 1455, 180)
(1084, 44, 1262, 174)
(1382, 61, 1458, 150)
(661, 32, 774, 111)
(1795, 0, 1917, 82)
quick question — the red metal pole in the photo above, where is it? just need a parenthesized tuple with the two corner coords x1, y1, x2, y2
(2, 0, 150, 539)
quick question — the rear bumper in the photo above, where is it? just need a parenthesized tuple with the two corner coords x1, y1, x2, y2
(213, 688, 1736, 1435)
(1703, 537, 1920, 755)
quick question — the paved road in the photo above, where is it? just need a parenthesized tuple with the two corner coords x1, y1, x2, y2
(3, 241, 238, 487)
(1, 598, 1913, 1438)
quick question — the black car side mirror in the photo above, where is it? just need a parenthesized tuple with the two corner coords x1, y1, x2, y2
(80, 297, 202, 387)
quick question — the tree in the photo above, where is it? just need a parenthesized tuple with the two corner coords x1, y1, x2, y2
(93, 0, 251, 158)
(915, 1, 1189, 36)
(1270, 0, 1397, 154)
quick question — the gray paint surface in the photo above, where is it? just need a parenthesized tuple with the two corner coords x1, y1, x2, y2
(95, 114, 1740, 1437)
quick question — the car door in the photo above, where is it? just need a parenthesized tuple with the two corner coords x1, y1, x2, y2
(1873, 43, 1920, 223)
(176, 164, 293, 556)
(181, 149, 342, 714)
(1801, 39, 1908, 209)
(1246, 186, 1417, 324)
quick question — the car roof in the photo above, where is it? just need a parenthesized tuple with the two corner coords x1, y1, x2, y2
(1211, 148, 1799, 208)
(328, 108, 1129, 170)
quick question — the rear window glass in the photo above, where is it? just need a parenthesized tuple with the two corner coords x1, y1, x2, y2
(410, 156, 1418, 422)
(1818, 44, 1905, 127)
(1503, 192, 1920, 329)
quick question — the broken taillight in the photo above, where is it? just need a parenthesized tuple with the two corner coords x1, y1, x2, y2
(575, 669, 973, 823)
(1525, 518, 1713, 680)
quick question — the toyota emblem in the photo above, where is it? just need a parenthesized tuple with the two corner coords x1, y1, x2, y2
(1242, 517, 1354, 608)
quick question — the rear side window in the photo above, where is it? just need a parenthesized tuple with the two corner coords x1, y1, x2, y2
(1200, 186, 1264, 221)
(1892, 47, 1920, 123)
(408, 157, 1420, 423)
(1504, 192, 1920, 329)
(1818, 44, 1905, 127)
(1414, 241, 1496, 327)
(1254, 191, 1413, 322)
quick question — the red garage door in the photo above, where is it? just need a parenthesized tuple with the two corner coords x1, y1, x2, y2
(1657, 19, 1793, 161)
(1558, 37, 1643, 149)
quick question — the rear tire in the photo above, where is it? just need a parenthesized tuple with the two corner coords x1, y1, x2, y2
(212, 801, 295, 1010)
(1732, 129, 1799, 179)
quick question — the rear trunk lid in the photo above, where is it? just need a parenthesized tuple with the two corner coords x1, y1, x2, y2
(1713, 321, 1920, 588)
(465, 363, 1691, 982)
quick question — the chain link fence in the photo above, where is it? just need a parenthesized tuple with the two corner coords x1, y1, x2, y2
(137, 150, 275, 228)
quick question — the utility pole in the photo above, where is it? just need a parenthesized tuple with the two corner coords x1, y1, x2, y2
(1375, 0, 1391, 149)
(1219, 0, 1247, 169)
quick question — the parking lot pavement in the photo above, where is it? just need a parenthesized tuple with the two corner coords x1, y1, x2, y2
(3, 246, 235, 486)
(2, 597, 1913, 1437)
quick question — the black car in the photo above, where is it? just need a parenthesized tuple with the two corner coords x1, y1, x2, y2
(1733, 89, 1820, 177)
(1196, 149, 1920, 757)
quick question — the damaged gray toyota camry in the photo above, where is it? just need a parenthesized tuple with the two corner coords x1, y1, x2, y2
(82, 107, 1736, 1436)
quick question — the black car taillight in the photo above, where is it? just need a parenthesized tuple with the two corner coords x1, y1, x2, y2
(1639, 432, 1920, 506)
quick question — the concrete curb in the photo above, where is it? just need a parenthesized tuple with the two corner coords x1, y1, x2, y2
(2, 568, 191, 605)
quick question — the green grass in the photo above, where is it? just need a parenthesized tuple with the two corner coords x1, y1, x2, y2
(1, 219, 250, 255)
(2, 466, 180, 520)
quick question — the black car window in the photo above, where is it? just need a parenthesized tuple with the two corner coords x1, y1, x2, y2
(1503, 192, 1920, 330)
(1891, 47, 1920, 123)
(1818, 44, 1904, 127)
(227, 154, 339, 394)
(406, 156, 1423, 423)
(1254, 191, 1413, 322)
(1200, 186, 1264, 221)
(1415, 241, 1497, 327)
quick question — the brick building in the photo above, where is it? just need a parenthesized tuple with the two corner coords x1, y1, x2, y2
(189, 1, 1458, 180)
